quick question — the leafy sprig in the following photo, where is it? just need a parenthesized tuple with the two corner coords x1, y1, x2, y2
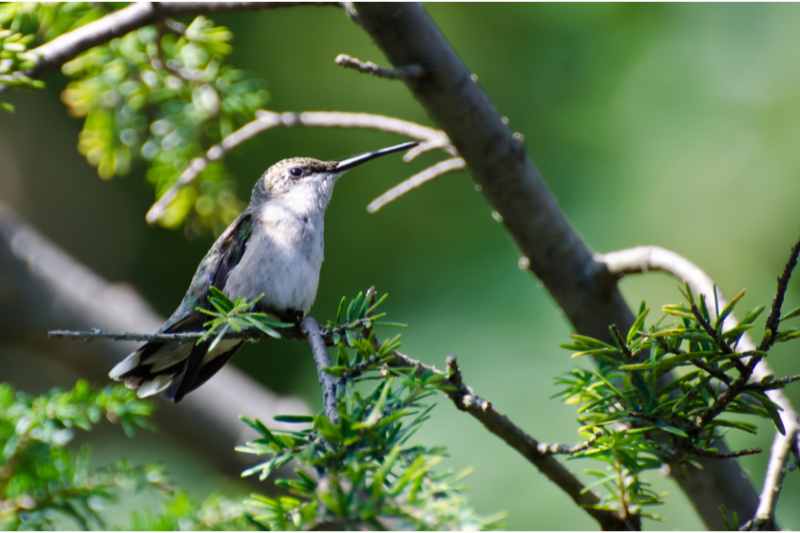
(233, 291, 498, 530)
(195, 286, 293, 352)
(0, 381, 160, 529)
(556, 285, 800, 521)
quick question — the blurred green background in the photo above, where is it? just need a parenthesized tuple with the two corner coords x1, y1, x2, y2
(2, 3, 800, 529)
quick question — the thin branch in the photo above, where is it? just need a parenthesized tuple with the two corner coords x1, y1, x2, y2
(366, 157, 465, 213)
(759, 238, 800, 352)
(600, 243, 800, 527)
(301, 316, 339, 423)
(335, 53, 424, 80)
(25, 2, 338, 78)
(430, 354, 634, 531)
(536, 439, 596, 456)
(402, 137, 451, 162)
(49, 328, 267, 343)
(145, 110, 456, 224)
(744, 426, 799, 530)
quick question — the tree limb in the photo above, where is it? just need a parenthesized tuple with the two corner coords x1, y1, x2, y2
(145, 109, 456, 224)
(25, 2, 338, 78)
(350, 3, 757, 528)
(389, 352, 634, 531)
(600, 244, 800, 528)
(0, 205, 308, 477)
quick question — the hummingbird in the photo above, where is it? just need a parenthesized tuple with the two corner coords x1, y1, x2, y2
(109, 141, 417, 402)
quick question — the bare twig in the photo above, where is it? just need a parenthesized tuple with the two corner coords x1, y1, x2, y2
(430, 354, 634, 531)
(600, 243, 800, 526)
(24, 2, 338, 79)
(744, 426, 799, 530)
(402, 137, 451, 162)
(759, 238, 800, 352)
(301, 316, 339, 423)
(49, 328, 266, 343)
(335, 53, 424, 80)
(145, 110, 456, 224)
(367, 157, 465, 213)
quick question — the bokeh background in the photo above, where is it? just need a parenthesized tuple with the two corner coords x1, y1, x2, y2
(3, 3, 800, 529)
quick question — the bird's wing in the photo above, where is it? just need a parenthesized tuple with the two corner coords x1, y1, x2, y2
(163, 211, 254, 329)
(109, 211, 254, 400)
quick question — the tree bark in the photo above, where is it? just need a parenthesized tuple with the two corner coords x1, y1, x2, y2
(350, 3, 758, 528)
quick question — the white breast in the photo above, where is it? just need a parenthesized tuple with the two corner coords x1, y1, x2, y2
(223, 202, 324, 314)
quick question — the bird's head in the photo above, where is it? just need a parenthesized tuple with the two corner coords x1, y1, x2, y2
(250, 141, 417, 209)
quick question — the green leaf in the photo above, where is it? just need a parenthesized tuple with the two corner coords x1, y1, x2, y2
(272, 415, 314, 424)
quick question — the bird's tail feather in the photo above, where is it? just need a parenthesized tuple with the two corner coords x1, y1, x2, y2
(108, 339, 242, 401)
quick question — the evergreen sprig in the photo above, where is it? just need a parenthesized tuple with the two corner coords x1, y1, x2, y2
(0, 381, 160, 529)
(234, 291, 498, 530)
(556, 284, 800, 522)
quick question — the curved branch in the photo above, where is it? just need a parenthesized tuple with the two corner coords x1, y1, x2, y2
(145, 110, 456, 224)
(367, 157, 465, 213)
(600, 244, 800, 527)
(389, 352, 633, 530)
(26, 2, 338, 78)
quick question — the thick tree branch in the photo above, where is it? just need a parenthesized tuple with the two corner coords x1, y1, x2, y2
(600, 244, 800, 527)
(26, 2, 337, 78)
(0, 206, 307, 477)
(350, 3, 756, 528)
(145, 109, 456, 224)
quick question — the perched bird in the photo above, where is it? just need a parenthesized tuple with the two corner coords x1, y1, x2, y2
(109, 141, 417, 402)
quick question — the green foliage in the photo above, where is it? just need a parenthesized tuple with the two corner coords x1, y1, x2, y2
(196, 286, 294, 351)
(0, 381, 161, 529)
(130, 491, 258, 531)
(556, 285, 800, 521)
(234, 291, 498, 530)
(0, 4, 268, 233)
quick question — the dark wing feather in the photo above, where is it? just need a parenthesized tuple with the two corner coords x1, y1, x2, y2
(110, 212, 255, 401)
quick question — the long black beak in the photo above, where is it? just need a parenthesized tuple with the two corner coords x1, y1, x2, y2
(335, 141, 418, 173)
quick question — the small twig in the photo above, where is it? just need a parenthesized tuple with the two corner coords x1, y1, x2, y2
(335, 53, 424, 80)
(759, 238, 800, 352)
(744, 426, 799, 530)
(366, 157, 465, 213)
(685, 444, 762, 460)
(536, 438, 596, 456)
(145, 110, 456, 224)
(301, 316, 338, 423)
(49, 328, 262, 343)
(402, 137, 451, 162)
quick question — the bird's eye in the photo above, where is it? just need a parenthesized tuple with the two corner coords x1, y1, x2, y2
(289, 167, 303, 178)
